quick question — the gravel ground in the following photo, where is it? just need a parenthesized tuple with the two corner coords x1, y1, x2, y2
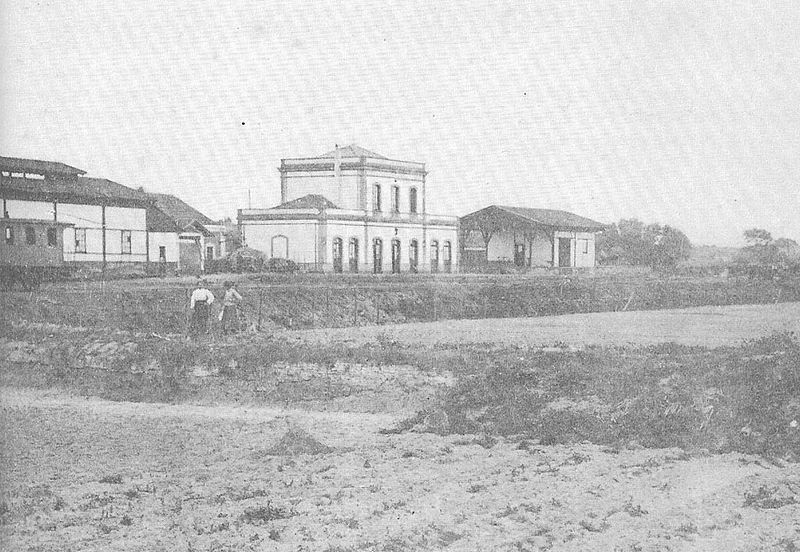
(289, 302, 800, 348)
(1, 388, 798, 552)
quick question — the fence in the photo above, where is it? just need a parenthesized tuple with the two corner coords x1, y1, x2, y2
(4, 271, 799, 336)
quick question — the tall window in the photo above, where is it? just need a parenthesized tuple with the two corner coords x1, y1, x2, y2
(348, 237, 359, 273)
(443, 241, 452, 273)
(121, 230, 132, 254)
(25, 226, 36, 245)
(430, 240, 439, 273)
(409, 239, 419, 273)
(4, 225, 14, 245)
(409, 187, 418, 214)
(159, 246, 167, 262)
(391, 185, 400, 213)
(373, 238, 383, 274)
(373, 184, 382, 212)
(47, 227, 57, 247)
(75, 229, 87, 253)
(206, 245, 214, 260)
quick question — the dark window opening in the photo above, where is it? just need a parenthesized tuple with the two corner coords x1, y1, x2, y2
(159, 246, 167, 262)
(373, 238, 383, 274)
(47, 227, 58, 247)
(332, 238, 343, 273)
(373, 184, 382, 212)
(409, 239, 419, 273)
(409, 187, 418, 214)
(514, 243, 526, 267)
(121, 230, 132, 254)
(25, 226, 36, 245)
(75, 229, 87, 253)
(348, 237, 359, 273)
(430, 240, 439, 273)
(206, 245, 214, 260)
(391, 239, 401, 273)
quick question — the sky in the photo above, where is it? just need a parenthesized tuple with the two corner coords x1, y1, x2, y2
(1, 0, 799, 246)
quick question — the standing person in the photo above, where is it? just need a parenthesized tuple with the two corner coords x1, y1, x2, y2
(221, 280, 242, 335)
(189, 278, 215, 337)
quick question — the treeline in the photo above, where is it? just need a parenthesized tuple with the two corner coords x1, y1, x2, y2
(596, 219, 692, 271)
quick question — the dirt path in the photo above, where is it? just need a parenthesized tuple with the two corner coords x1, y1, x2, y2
(2, 387, 799, 552)
(290, 302, 800, 348)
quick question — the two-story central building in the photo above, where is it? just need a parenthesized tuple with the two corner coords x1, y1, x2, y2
(239, 145, 458, 273)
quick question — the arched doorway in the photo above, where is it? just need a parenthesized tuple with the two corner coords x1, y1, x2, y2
(332, 238, 343, 273)
(391, 239, 401, 274)
(373, 238, 383, 274)
(443, 241, 452, 273)
(409, 239, 419, 273)
(430, 240, 439, 273)
(271, 235, 288, 258)
(348, 237, 359, 273)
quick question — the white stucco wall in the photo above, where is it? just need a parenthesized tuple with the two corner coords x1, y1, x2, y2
(243, 221, 320, 266)
(148, 232, 180, 262)
(5, 199, 55, 220)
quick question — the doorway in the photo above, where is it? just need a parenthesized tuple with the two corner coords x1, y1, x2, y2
(373, 238, 383, 274)
(514, 243, 526, 267)
(332, 238, 343, 273)
(558, 237, 572, 267)
(391, 239, 401, 274)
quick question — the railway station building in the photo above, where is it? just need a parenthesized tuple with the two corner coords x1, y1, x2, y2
(239, 145, 459, 273)
(459, 205, 606, 271)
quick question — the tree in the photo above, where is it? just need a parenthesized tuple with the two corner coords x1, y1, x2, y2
(597, 218, 692, 270)
(743, 228, 773, 247)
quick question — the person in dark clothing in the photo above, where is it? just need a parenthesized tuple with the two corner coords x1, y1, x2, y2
(189, 278, 215, 337)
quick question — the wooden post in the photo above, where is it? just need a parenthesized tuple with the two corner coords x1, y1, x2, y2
(257, 287, 263, 331)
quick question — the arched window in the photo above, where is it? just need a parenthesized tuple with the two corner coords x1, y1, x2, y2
(391, 239, 401, 274)
(332, 238, 343, 273)
(373, 184, 382, 212)
(349, 237, 359, 273)
(373, 238, 383, 274)
(409, 239, 419, 273)
(443, 241, 452, 273)
(430, 240, 439, 273)
(271, 235, 289, 258)
(409, 187, 418, 214)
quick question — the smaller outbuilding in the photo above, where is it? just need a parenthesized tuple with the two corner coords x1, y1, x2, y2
(459, 205, 606, 271)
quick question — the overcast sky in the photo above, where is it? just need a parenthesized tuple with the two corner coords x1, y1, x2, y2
(2, 1, 799, 246)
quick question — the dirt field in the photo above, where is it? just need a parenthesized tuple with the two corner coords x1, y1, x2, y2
(1, 387, 798, 552)
(291, 302, 800, 348)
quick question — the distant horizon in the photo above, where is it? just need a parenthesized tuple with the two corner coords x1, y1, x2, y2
(2, 1, 798, 247)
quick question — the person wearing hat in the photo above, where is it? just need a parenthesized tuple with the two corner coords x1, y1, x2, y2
(189, 278, 215, 337)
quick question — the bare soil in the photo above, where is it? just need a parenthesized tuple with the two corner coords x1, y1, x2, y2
(291, 302, 800, 348)
(1, 388, 798, 552)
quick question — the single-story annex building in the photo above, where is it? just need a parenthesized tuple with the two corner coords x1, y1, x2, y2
(459, 205, 606, 271)
(1, 155, 222, 275)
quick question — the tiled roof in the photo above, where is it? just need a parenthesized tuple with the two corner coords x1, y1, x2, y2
(317, 145, 387, 159)
(0, 156, 86, 176)
(274, 194, 339, 210)
(462, 205, 606, 231)
(2, 176, 149, 205)
(496, 206, 607, 230)
(146, 193, 215, 229)
(146, 205, 181, 233)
